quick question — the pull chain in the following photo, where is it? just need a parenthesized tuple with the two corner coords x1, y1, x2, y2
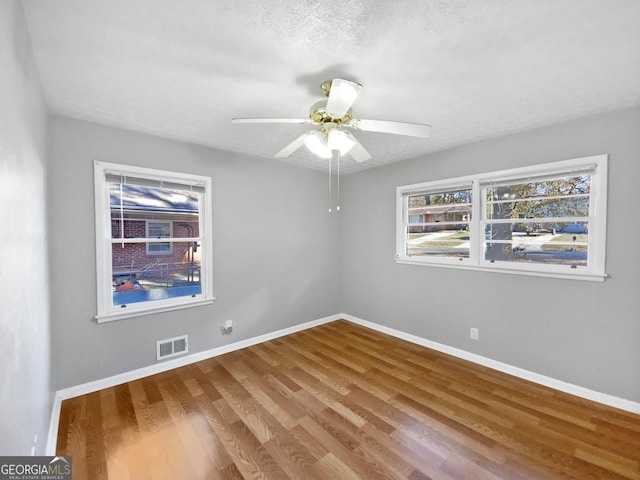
(328, 151, 342, 213)
(336, 150, 340, 212)
(328, 150, 332, 213)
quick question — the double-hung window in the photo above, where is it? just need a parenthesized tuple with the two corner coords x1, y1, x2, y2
(396, 154, 607, 281)
(94, 161, 214, 322)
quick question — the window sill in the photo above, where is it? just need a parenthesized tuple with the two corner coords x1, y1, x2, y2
(394, 258, 606, 282)
(96, 297, 216, 323)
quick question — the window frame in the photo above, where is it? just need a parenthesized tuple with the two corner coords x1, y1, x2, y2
(395, 154, 608, 281)
(94, 161, 215, 322)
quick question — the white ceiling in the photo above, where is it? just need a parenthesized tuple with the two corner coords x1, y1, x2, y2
(21, 0, 640, 174)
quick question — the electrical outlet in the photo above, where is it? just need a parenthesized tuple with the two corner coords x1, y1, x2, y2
(470, 327, 479, 340)
(221, 320, 234, 335)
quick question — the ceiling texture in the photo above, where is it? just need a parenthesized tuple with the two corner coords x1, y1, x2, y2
(21, 0, 640, 174)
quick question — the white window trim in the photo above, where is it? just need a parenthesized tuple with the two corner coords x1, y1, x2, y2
(395, 154, 608, 282)
(145, 220, 173, 255)
(94, 161, 215, 322)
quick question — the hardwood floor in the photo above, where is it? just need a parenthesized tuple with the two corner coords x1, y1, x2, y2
(56, 320, 640, 479)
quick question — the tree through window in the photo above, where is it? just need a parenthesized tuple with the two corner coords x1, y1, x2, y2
(483, 174, 591, 266)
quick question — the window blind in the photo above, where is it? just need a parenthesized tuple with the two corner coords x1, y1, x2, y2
(105, 172, 206, 193)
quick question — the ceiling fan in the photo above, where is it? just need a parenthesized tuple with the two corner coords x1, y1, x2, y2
(231, 78, 432, 162)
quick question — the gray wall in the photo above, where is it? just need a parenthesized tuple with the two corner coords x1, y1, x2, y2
(47, 116, 340, 389)
(47, 107, 640, 405)
(0, 0, 52, 455)
(339, 107, 640, 403)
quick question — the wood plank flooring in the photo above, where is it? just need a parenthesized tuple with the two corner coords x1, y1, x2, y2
(56, 320, 640, 479)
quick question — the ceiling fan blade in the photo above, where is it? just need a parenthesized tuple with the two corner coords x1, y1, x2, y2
(231, 118, 310, 125)
(274, 132, 309, 158)
(345, 132, 371, 163)
(352, 118, 432, 138)
(325, 78, 363, 118)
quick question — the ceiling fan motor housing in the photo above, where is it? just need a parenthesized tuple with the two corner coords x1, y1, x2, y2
(309, 100, 352, 126)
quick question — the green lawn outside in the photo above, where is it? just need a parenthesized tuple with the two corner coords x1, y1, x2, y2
(540, 234, 588, 252)
(417, 231, 469, 247)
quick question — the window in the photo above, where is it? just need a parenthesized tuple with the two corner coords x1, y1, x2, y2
(396, 155, 607, 281)
(146, 221, 172, 255)
(94, 161, 214, 322)
(405, 184, 472, 259)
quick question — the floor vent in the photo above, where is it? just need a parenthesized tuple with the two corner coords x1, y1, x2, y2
(156, 334, 188, 360)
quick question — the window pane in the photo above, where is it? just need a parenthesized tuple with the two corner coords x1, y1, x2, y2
(147, 242, 172, 254)
(148, 222, 171, 237)
(407, 230, 470, 258)
(486, 175, 591, 200)
(486, 195, 590, 221)
(407, 189, 472, 232)
(406, 188, 472, 258)
(485, 175, 591, 220)
(112, 241, 201, 306)
(483, 175, 591, 267)
(110, 183, 200, 239)
(485, 222, 588, 266)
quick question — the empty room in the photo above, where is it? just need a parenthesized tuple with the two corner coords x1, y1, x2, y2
(1, 0, 639, 479)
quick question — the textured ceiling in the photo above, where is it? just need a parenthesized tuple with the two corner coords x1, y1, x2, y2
(21, 0, 640, 174)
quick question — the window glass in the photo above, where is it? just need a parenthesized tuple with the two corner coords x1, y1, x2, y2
(405, 188, 472, 259)
(112, 241, 202, 306)
(483, 175, 591, 267)
(109, 182, 201, 307)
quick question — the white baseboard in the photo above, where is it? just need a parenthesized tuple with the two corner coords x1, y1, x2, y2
(45, 392, 62, 456)
(341, 313, 640, 415)
(47, 311, 640, 454)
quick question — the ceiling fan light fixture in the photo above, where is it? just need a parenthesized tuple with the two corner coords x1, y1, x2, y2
(325, 79, 362, 117)
(327, 128, 355, 155)
(304, 131, 332, 158)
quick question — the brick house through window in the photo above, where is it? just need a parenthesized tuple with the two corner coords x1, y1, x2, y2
(110, 183, 201, 295)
